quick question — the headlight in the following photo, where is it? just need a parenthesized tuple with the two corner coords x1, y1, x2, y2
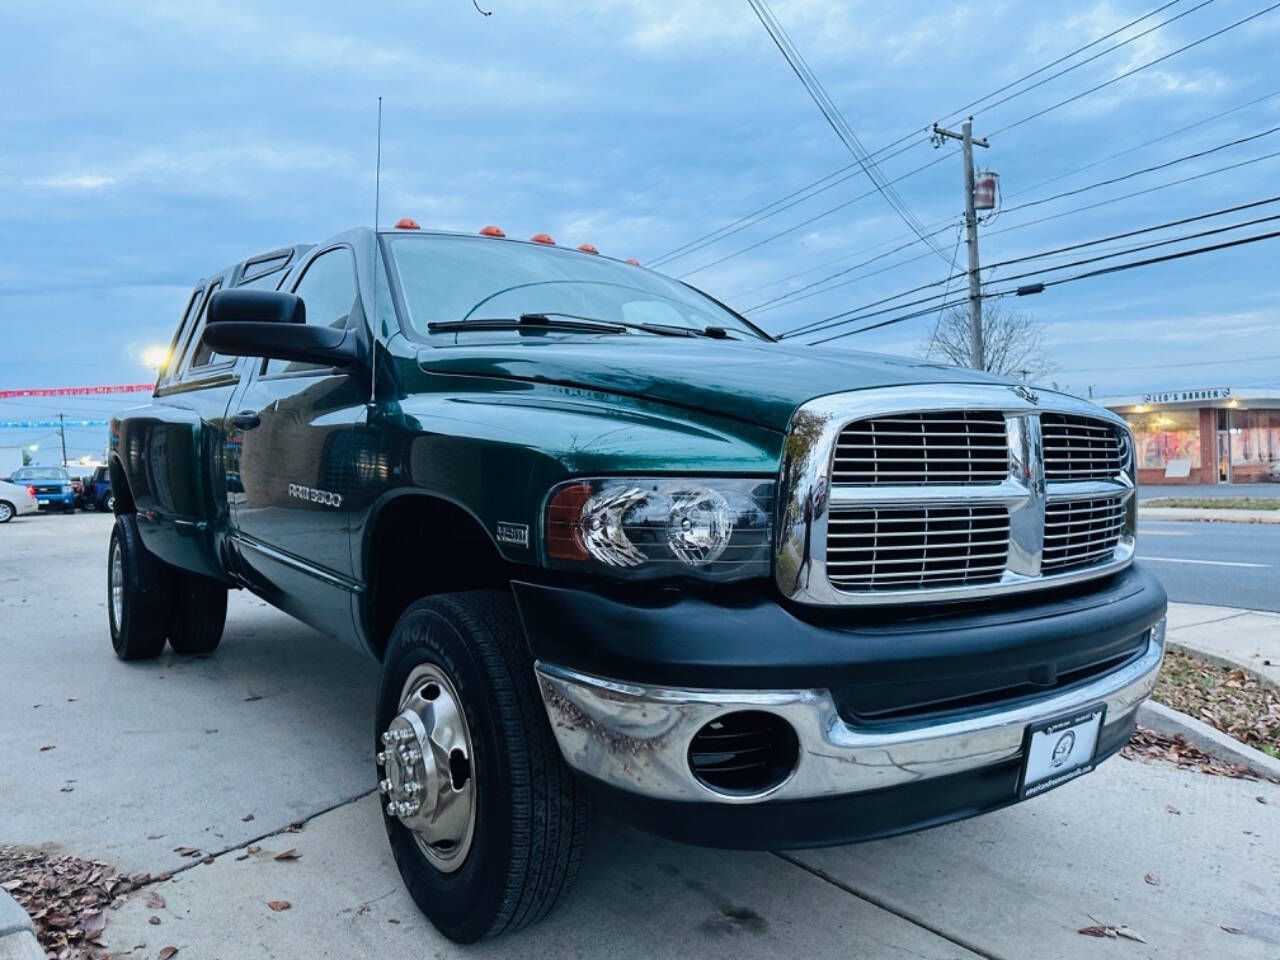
(545, 477, 773, 582)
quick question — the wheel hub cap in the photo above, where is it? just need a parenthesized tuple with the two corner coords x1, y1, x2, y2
(377, 664, 475, 872)
(110, 541, 124, 627)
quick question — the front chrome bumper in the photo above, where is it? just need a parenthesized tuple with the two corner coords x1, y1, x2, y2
(535, 617, 1164, 804)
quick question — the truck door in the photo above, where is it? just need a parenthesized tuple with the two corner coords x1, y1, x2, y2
(224, 245, 366, 637)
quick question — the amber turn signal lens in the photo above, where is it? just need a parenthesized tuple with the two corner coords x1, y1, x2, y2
(530, 233, 555, 245)
(546, 482, 593, 560)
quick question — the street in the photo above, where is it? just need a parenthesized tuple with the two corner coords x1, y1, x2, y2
(1, 512, 1277, 959)
(1138, 520, 1280, 612)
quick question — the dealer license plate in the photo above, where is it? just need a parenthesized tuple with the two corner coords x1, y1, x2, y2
(1019, 705, 1105, 799)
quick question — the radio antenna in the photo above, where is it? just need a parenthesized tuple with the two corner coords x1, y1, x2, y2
(370, 95, 382, 407)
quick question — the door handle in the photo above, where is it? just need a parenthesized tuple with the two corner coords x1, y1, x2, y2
(232, 411, 261, 430)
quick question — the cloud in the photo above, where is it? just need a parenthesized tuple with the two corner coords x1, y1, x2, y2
(23, 174, 116, 189)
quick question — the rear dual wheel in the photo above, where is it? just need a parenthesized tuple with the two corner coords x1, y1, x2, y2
(107, 514, 228, 660)
(376, 592, 590, 943)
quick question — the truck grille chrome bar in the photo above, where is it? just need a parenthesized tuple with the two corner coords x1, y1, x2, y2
(776, 384, 1137, 606)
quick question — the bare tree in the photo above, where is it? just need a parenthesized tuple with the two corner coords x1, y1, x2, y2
(918, 304, 1055, 381)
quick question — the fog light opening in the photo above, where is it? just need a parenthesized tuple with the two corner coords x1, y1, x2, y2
(688, 710, 799, 796)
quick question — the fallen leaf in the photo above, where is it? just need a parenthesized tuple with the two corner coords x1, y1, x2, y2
(267, 900, 291, 912)
(150, 915, 161, 924)
(1165, 804, 1181, 815)
(1078, 926, 1109, 938)
(60, 783, 74, 793)
(1258, 796, 1269, 805)
(244, 695, 263, 702)
(155, 872, 172, 882)
(1116, 926, 1147, 943)
(1222, 926, 1244, 935)
(145, 892, 165, 909)
(273, 849, 301, 861)
(201, 855, 215, 865)
(241, 813, 255, 822)
(84, 911, 105, 937)
(1144, 873, 1161, 886)
(246, 846, 260, 855)
(159, 946, 179, 959)
(1, 880, 22, 892)
(39, 745, 55, 752)
(174, 847, 200, 858)
(235, 853, 250, 862)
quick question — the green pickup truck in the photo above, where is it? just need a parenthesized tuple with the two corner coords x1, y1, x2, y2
(108, 223, 1167, 942)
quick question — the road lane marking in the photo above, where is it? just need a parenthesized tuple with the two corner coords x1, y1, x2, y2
(1139, 556, 1269, 568)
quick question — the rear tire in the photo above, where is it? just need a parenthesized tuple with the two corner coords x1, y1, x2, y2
(376, 591, 590, 943)
(108, 515, 173, 661)
(0, 501, 13, 523)
(167, 572, 228, 655)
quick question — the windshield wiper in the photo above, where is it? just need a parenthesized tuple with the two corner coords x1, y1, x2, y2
(522, 312, 738, 339)
(427, 313, 627, 335)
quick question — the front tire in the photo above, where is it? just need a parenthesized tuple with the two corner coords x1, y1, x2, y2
(107, 515, 173, 660)
(376, 591, 589, 943)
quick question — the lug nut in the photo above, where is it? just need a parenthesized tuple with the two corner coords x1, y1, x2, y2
(376, 751, 388, 766)
(378, 778, 392, 795)
(403, 781, 421, 795)
(380, 731, 394, 745)
(401, 748, 422, 765)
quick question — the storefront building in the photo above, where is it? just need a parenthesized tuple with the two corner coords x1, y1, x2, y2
(1099, 387, 1280, 485)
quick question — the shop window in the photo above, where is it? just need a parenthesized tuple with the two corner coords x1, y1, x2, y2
(1127, 409, 1202, 470)
(1229, 409, 1280, 479)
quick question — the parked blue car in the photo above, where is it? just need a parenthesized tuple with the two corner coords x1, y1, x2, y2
(8, 466, 76, 512)
(87, 465, 114, 512)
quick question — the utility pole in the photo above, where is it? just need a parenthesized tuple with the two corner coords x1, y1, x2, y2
(58, 412, 68, 467)
(932, 119, 989, 370)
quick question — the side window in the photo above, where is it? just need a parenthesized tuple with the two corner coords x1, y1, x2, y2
(160, 286, 204, 382)
(189, 277, 233, 369)
(264, 248, 358, 377)
(178, 279, 222, 375)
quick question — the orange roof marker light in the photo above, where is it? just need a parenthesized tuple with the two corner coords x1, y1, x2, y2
(394, 218, 420, 229)
(530, 233, 555, 245)
(625, 258, 641, 266)
(479, 225, 506, 237)
(576, 243, 599, 254)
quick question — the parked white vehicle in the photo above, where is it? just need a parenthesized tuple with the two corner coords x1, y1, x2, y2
(0, 478, 39, 523)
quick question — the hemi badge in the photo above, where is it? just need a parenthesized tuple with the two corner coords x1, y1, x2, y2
(496, 522, 529, 547)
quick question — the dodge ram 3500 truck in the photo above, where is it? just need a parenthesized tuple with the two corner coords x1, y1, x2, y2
(108, 223, 1166, 942)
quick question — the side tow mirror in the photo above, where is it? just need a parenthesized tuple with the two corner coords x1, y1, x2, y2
(203, 290, 360, 369)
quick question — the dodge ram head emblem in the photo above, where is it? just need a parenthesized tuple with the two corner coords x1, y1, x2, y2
(1012, 384, 1040, 404)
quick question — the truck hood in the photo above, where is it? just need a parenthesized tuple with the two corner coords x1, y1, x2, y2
(417, 337, 1012, 431)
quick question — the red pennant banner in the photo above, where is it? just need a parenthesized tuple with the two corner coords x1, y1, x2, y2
(0, 383, 154, 399)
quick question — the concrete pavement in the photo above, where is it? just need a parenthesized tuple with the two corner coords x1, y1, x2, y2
(3, 512, 1279, 959)
(1166, 602, 1280, 686)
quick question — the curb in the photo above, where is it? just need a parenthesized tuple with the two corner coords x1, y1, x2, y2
(1139, 506, 1280, 524)
(0, 891, 42, 960)
(1137, 700, 1280, 782)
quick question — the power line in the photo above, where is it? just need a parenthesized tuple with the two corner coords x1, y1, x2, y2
(1000, 124, 1280, 215)
(650, 0, 1198, 268)
(989, 1, 1280, 138)
(729, 88, 1280, 303)
(809, 226, 1280, 345)
(758, 129, 1280, 319)
(787, 201, 1280, 340)
(745, 0, 950, 264)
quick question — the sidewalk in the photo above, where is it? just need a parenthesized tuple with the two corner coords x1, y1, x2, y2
(1141, 506, 1280, 524)
(1166, 601, 1280, 686)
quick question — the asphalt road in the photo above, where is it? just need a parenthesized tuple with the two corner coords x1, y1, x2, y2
(2, 512, 1278, 959)
(1137, 483, 1278, 501)
(1138, 520, 1280, 612)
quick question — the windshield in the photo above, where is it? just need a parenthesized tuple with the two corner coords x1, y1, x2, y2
(12, 468, 68, 482)
(386, 234, 766, 340)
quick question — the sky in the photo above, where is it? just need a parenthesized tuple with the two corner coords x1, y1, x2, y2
(2, 0, 1279, 463)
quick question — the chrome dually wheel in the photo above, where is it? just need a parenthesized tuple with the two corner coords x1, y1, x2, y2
(378, 663, 476, 872)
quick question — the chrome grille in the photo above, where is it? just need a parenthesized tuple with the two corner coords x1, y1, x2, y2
(1042, 496, 1127, 573)
(832, 411, 1008, 485)
(826, 505, 1010, 592)
(1041, 413, 1124, 482)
